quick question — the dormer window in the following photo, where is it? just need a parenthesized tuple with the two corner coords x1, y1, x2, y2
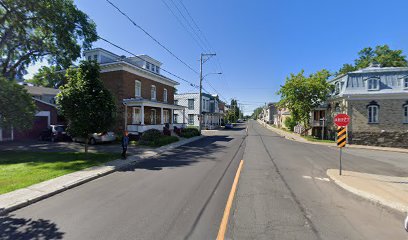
(146, 62, 150, 70)
(335, 82, 341, 94)
(151, 65, 155, 72)
(367, 78, 380, 91)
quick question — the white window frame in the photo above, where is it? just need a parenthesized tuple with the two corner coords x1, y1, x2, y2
(368, 105, 379, 123)
(132, 107, 141, 124)
(151, 85, 156, 100)
(404, 105, 408, 123)
(403, 78, 408, 89)
(163, 88, 168, 103)
(163, 110, 169, 124)
(335, 82, 341, 94)
(174, 114, 178, 123)
(188, 99, 194, 110)
(188, 114, 194, 125)
(135, 80, 141, 97)
(367, 78, 380, 91)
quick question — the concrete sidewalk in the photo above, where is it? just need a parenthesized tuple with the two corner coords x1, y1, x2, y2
(0, 135, 204, 214)
(257, 119, 408, 154)
(327, 169, 408, 213)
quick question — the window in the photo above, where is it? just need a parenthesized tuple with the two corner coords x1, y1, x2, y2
(188, 114, 194, 125)
(151, 65, 155, 72)
(87, 56, 92, 61)
(151, 109, 157, 124)
(163, 110, 169, 124)
(188, 99, 194, 110)
(335, 82, 341, 94)
(151, 85, 156, 100)
(174, 114, 178, 123)
(132, 107, 141, 124)
(404, 105, 408, 123)
(174, 100, 178, 105)
(404, 78, 408, 89)
(163, 88, 168, 103)
(156, 67, 159, 73)
(146, 62, 150, 70)
(367, 78, 380, 91)
(135, 80, 141, 97)
(368, 105, 379, 123)
(93, 55, 98, 61)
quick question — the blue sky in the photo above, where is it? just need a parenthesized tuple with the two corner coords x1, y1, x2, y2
(26, 0, 408, 115)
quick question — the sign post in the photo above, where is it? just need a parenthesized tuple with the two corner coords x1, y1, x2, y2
(334, 114, 350, 175)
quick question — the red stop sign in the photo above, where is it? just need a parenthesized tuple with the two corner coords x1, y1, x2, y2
(334, 114, 350, 127)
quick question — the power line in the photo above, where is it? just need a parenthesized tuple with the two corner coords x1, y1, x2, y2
(98, 36, 201, 90)
(160, 0, 206, 52)
(105, 0, 199, 75)
(204, 79, 228, 103)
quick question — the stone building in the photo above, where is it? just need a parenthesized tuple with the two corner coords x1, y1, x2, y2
(311, 64, 408, 147)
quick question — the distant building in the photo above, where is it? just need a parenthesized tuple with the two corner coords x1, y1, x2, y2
(310, 64, 408, 147)
(174, 93, 224, 129)
(0, 86, 60, 141)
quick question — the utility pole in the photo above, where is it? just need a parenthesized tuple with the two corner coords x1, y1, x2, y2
(199, 53, 216, 133)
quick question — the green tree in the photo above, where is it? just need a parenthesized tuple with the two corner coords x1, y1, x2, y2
(251, 106, 263, 120)
(277, 69, 333, 132)
(26, 66, 66, 88)
(56, 61, 116, 153)
(0, 0, 97, 79)
(336, 45, 408, 75)
(0, 77, 36, 131)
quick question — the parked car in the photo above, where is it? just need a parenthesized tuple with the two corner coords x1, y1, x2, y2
(39, 125, 71, 142)
(73, 132, 116, 145)
(225, 123, 234, 129)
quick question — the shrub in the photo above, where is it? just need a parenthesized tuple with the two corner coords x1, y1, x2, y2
(141, 129, 162, 142)
(284, 116, 297, 131)
(180, 128, 200, 138)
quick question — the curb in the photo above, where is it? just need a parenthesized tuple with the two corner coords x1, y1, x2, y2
(326, 170, 408, 213)
(0, 135, 204, 215)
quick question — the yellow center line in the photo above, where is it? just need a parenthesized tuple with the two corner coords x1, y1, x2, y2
(216, 159, 244, 240)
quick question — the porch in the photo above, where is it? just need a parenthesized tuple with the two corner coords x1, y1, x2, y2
(123, 98, 186, 134)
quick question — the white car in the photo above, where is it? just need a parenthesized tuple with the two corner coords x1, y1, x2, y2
(73, 132, 116, 145)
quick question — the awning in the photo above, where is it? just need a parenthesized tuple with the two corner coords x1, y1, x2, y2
(123, 98, 185, 110)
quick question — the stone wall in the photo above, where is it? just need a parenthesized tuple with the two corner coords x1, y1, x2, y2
(348, 99, 408, 147)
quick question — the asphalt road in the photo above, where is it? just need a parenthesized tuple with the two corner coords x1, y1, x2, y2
(1, 121, 407, 239)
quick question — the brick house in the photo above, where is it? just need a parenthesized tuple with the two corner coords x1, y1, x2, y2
(310, 64, 408, 147)
(83, 48, 185, 136)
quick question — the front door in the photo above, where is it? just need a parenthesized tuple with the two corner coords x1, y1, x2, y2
(150, 109, 157, 124)
(132, 107, 141, 124)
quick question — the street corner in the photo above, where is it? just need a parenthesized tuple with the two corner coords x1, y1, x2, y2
(326, 169, 408, 213)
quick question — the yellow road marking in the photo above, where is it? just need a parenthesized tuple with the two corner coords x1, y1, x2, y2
(216, 159, 244, 240)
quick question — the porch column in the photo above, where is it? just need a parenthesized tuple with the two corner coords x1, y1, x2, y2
(161, 107, 164, 124)
(141, 105, 145, 125)
(170, 109, 173, 124)
(124, 105, 127, 131)
(183, 109, 186, 124)
(0, 127, 2, 141)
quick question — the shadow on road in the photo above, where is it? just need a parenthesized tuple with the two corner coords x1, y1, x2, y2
(0, 212, 65, 240)
(120, 136, 234, 171)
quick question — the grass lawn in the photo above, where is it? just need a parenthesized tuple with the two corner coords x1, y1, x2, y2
(302, 135, 335, 143)
(0, 151, 119, 195)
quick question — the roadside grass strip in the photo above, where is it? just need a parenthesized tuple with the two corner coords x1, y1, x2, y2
(0, 151, 118, 194)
